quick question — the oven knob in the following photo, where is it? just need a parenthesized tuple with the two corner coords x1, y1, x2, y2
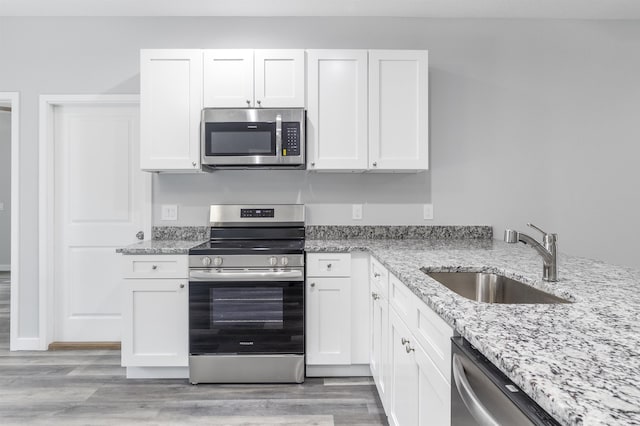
(201, 257, 212, 266)
(269, 256, 278, 266)
(280, 257, 289, 266)
(213, 257, 223, 267)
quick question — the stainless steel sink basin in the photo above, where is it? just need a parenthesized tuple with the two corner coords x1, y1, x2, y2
(424, 271, 570, 304)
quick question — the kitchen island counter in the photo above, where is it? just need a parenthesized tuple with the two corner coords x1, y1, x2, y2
(306, 238, 640, 426)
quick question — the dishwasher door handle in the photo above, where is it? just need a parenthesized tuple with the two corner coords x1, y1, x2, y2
(452, 353, 500, 426)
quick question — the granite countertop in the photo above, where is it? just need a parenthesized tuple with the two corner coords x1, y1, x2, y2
(115, 240, 205, 255)
(306, 238, 640, 426)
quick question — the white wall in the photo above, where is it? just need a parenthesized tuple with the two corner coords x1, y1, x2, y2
(0, 110, 9, 270)
(1, 17, 639, 339)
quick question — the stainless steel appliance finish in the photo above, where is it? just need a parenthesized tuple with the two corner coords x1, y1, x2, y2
(451, 336, 560, 426)
(504, 223, 558, 282)
(425, 271, 569, 304)
(209, 203, 305, 227)
(188, 204, 305, 384)
(201, 108, 305, 169)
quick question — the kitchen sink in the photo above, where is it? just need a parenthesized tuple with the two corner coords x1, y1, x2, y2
(424, 271, 570, 304)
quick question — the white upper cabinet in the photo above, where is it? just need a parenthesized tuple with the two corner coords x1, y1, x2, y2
(140, 49, 202, 172)
(203, 49, 254, 108)
(306, 50, 368, 171)
(204, 49, 305, 108)
(368, 50, 429, 171)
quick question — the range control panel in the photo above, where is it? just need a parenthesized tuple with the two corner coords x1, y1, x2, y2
(282, 122, 301, 156)
(240, 208, 275, 218)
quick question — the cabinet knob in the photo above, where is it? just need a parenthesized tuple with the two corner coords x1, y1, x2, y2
(257, 100, 262, 106)
(310, 162, 315, 167)
(326, 263, 332, 269)
(372, 292, 380, 300)
(401, 337, 410, 346)
(372, 161, 378, 167)
(192, 161, 197, 167)
(310, 282, 316, 287)
(179, 283, 185, 289)
(405, 345, 415, 354)
(246, 100, 251, 106)
(151, 265, 158, 270)
(373, 272, 380, 278)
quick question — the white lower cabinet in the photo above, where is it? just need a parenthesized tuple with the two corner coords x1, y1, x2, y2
(121, 255, 189, 378)
(306, 277, 352, 364)
(305, 252, 370, 376)
(370, 258, 453, 426)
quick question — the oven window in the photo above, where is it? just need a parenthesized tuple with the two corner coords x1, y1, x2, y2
(210, 287, 283, 329)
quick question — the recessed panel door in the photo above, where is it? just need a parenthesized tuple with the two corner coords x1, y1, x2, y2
(54, 104, 148, 341)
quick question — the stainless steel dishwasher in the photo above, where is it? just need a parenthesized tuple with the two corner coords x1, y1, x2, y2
(451, 336, 560, 426)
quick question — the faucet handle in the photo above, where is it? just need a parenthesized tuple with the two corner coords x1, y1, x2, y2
(527, 223, 548, 236)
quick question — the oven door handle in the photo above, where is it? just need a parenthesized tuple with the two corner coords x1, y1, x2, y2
(189, 269, 304, 282)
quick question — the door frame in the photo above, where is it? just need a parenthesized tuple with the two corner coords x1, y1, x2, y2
(0, 92, 22, 350)
(38, 94, 151, 350)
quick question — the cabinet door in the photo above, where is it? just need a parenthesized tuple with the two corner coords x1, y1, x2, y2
(416, 341, 451, 426)
(388, 308, 419, 426)
(203, 49, 254, 108)
(307, 50, 368, 171)
(121, 279, 188, 367)
(254, 49, 305, 108)
(140, 49, 202, 171)
(306, 277, 351, 365)
(369, 50, 429, 171)
(370, 289, 390, 411)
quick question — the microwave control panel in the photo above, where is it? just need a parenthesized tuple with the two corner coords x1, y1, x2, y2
(282, 122, 301, 156)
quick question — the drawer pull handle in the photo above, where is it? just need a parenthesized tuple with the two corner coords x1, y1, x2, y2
(151, 265, 158, 270)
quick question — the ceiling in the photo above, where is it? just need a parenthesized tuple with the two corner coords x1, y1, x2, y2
(2, 0, 640, 19)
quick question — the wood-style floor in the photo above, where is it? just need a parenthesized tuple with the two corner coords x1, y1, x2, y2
(0, 272, 387, 425)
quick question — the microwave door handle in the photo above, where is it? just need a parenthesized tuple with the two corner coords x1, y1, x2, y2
(276, 114, 282, 156)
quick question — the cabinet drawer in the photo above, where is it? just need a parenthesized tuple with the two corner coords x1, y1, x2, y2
(306, 253, 351, 277)
(389, 273, 414, 328)
(370, 256, 389, 298)
(410, 292, 453, 381)
(122, 255, 188, 279)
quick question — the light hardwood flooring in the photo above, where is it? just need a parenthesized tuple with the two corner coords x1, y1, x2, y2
(0, 272, 387, 425)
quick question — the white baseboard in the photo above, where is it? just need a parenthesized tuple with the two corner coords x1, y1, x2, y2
(10, 337, 43, 351)
(126, 366, 189, 379)
(0, 265, 10, 272)
(306, 364, 372, 377)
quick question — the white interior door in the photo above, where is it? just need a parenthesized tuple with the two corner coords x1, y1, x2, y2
(54, 104, 148, 342)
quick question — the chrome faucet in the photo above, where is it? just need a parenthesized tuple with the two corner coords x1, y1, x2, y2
(504, 223, 558, 282)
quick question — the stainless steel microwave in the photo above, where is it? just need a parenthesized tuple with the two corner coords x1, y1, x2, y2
(201, 108, 306, 169)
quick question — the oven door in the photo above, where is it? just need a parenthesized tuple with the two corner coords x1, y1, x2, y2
(189, 268, 304, 355)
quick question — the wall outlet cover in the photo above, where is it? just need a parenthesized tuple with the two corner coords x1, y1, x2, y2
(161, 204, 178, 221)
(352, 204, 363, 220)
(423, 204, 434, 220)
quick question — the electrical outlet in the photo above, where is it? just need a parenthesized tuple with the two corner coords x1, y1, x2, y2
(423, 204, 434, 220)
(352, 204, 363, 220)
(161, 204, 178, 221)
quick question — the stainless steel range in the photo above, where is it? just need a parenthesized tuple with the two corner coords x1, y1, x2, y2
(188, 204, 305, 384)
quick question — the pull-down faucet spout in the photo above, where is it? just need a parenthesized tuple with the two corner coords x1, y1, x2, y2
(504, 224, 558, 282)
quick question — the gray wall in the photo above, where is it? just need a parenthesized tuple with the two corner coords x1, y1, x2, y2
(1, 17, 639, 339)
(0, 111, 9, 269)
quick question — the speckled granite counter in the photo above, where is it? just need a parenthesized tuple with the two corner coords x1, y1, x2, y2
(307, 238, 640, 426)
(116, 240, 204, 255)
